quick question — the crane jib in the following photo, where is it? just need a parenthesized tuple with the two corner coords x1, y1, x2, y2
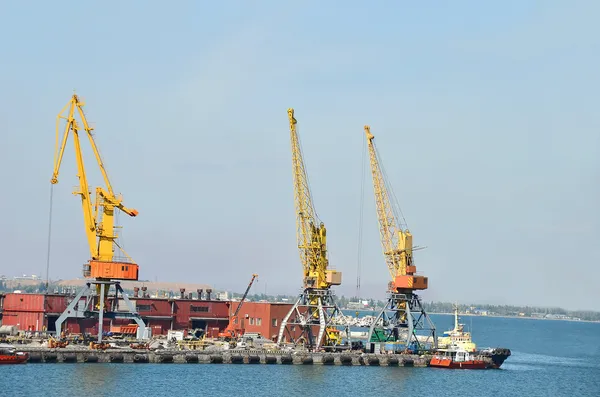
(51, 94, 140, 282)
(287, 108, 342, 290)
(364, 125, 428, 293)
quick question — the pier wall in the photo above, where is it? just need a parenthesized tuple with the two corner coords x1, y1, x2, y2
(19, 347, 434, 366)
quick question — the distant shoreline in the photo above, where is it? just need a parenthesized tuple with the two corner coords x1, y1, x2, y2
(341, 309, 600, 324)
(429, 312, 600, 323)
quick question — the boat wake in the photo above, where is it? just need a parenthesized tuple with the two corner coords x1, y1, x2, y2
(503, 351, 600, 371)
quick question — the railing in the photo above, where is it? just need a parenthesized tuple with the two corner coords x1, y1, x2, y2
(108, 256, 136, 264)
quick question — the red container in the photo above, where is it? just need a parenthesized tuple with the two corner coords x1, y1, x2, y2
(1, 311, 45, 331)
(2, 293, 48, 331)
(3, 293, 45, 311)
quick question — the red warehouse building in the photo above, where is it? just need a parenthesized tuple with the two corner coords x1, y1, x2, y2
(0, 293, 69, 332)
(133, 297, 230, 335)
(0, 292, 230, 336)
(229, 301, 304, 341)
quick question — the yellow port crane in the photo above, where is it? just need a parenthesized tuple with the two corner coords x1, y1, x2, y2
(50, 94, 146, 343)
(288, 109, 341, 290)
(363, 125, 437, 351)
(51, 94, 139, 280)
(277, 108, 342, 351)
(364, 126, 427, 293)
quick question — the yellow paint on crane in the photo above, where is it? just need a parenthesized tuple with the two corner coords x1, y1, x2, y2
(287, 108, 342, 290)
(51, 94, 139, 281)
(364, 125, 427, 293)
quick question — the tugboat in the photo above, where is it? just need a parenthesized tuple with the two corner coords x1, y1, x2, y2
(0, 344, 28, 364)
(432, 305, 511, 369)
(430, 348, 487, 369)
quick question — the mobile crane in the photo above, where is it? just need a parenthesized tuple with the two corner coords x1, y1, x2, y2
(363, 125, 436, 352)
(277, 108, 342, 351)
(218, 274, 258, 340)
(50, 94, 146, 342)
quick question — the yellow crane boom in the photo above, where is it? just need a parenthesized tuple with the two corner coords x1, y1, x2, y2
(51, 94, 139, 281)
(364, 125, 427, 293)
(278, 108, 342, 351)
(288, 108, 341, 289)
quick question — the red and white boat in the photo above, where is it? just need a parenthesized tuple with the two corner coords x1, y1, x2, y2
(432, 305, 511, 369)
(430, 348, 487, 369)
(0, 344, 29, 364)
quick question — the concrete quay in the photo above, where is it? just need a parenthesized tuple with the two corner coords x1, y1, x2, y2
(17, 347, 433, 366)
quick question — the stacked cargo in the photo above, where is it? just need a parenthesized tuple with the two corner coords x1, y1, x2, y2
(384, 341, 404, 353)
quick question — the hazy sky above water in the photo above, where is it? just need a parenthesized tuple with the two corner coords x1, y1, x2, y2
(0, 1, 598, 310)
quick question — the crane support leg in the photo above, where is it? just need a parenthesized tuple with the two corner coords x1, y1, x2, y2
(366, 292, 437, 353)
(316, 298, 326, 348)
(55, 283, 91, 337)
(277, 297, 300, 344)
(277, 288, 341, 351)
(54, 280, 147, 342)
(115, 282, 147, 337)
(97, 283, 105, 342)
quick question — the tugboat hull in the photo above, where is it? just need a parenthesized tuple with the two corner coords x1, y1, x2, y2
(430, 356, 487, 369)
(485, 348, 512, 368)
(0, 352, 28, 364)
(429, 347, 511, 369)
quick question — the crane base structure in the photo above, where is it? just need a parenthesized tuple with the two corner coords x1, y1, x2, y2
(54, 280, 147, 343)
(277, 288, 341, 351)
(366, 292, 437, 353)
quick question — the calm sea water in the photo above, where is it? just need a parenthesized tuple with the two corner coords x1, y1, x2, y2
(1, 315, 599, 397)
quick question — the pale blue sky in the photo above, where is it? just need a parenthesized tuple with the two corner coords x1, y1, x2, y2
(0, 1, 598, 310)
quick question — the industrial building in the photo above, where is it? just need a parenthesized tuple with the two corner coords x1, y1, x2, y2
(0, 292, 298, 340)
(0, 293, 68, 333)
(229, 301, 304, 342)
